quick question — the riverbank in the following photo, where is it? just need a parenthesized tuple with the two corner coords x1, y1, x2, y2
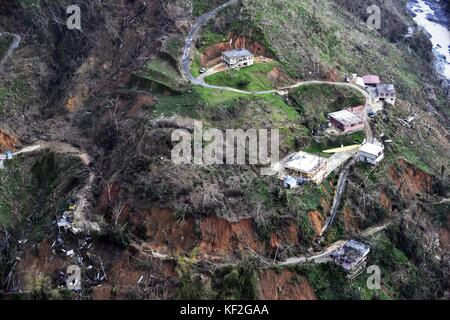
(408, 0, 450, 99)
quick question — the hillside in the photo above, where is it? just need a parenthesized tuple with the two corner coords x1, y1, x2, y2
(0, 0, 449, 300)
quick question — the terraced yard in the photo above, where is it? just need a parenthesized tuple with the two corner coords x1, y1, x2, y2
(204, 61, 281, 91)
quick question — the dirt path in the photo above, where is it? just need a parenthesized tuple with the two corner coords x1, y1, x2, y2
(0, 32, 20, 71)
(6, 141, 92, 165)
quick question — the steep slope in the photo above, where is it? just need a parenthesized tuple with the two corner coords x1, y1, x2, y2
(0, 0, 449, 300)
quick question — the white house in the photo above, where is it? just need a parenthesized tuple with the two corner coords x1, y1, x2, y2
(375, 84, 396, 105)
(285, 151, 327, 183)
(359, 143, 384, 165)
(222, 49, 254, 69)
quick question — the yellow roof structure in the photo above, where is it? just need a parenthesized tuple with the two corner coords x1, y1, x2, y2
(323, 144, 361, 154)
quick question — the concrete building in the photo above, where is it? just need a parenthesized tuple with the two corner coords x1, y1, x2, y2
(331, 240, 370, 276)
(375, 84, 396, 104)
(362, 74, 380, 87)
(222, 49, 254, 69)
(328, 109, 364, 134)
(359, 143, 384, 165)
(285, 151, 327, 181)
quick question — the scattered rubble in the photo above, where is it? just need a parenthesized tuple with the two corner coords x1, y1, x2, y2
(331, 240, 371, 278)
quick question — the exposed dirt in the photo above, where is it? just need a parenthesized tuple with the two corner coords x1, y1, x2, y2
(270, 220, 299, 250)
(198, 216, 264, 258)
(308, 210, 324, 236)
(380, 190, 392, 211)
(259, 269, 317, 300)
(200, 34, 271, 66)
(0, 128, 19, 151)
(132, 208, 198, 255)
(342, 206, 358, 233)
(389, 159, 433, 198)
(15, 240, 67, 288)
(267, 67, 293, 88)
(91, 251, 177, 300)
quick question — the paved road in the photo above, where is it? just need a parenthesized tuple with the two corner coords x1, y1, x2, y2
(181, 0, 239, 85)
(319, 158, 356, 237)
(2, 141, 92, 165)
(0, 32, 20, 71)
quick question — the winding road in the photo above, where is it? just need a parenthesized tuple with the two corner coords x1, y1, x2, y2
(181, 1, 381, 265)
(1, 1, 381, 269)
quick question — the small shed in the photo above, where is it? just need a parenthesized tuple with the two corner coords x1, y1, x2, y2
(283, 176, 298, 189)
(328, 110, 364, 133)
(359, 143, 384, 165)
(362, 74, 381, 86)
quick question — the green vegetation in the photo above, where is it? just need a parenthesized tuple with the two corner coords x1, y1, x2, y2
(192, 0, 216, 16)
(240, 0, 423, 94)
(199, 27, 228, 47)
(153, 92, 201, 118)
(304, 132, 364, 157)
(0, 157, 33, 227)
(212, 259, 260, 300)
(0, 77, 30, 113)
(431, 202, 450, 226)
(0, 35, 12, 59)
(0, 203, 11, 226)
(191, 52, 202, 78)
(288, 225, 426, 300)
(205, 62, 279, 91)
(295, 262, 390, 300)
(134, 57, 188, 92)
(162, 35, 185, 62)
(289, 84, 366, 131)
(17, 0, 40, 7)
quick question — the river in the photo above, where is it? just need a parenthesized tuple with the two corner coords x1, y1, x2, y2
(408, 0, 450, 80)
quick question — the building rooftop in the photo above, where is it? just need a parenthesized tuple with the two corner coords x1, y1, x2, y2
(363, 74, 381, 85)
(376, 84, 396, 95)
(331, 240, 371, 271)
(359, 143, 384, 156)
(223, 48, 253, 59)
(286, 151, 323, 173)
(328, 110, 363, 126)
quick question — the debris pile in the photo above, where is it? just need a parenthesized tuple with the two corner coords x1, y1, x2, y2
(331, 240, 370, 278)
(51, 203, 107, 291)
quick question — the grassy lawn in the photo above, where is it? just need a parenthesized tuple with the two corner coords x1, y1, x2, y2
(199, 28, 228, 47)
(153, 92, 201, 118)
(303, 131, 364, 157)
(191, 51, 202, 78)
(139, 57, 187, 92)
(204, 62, 279, 91)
